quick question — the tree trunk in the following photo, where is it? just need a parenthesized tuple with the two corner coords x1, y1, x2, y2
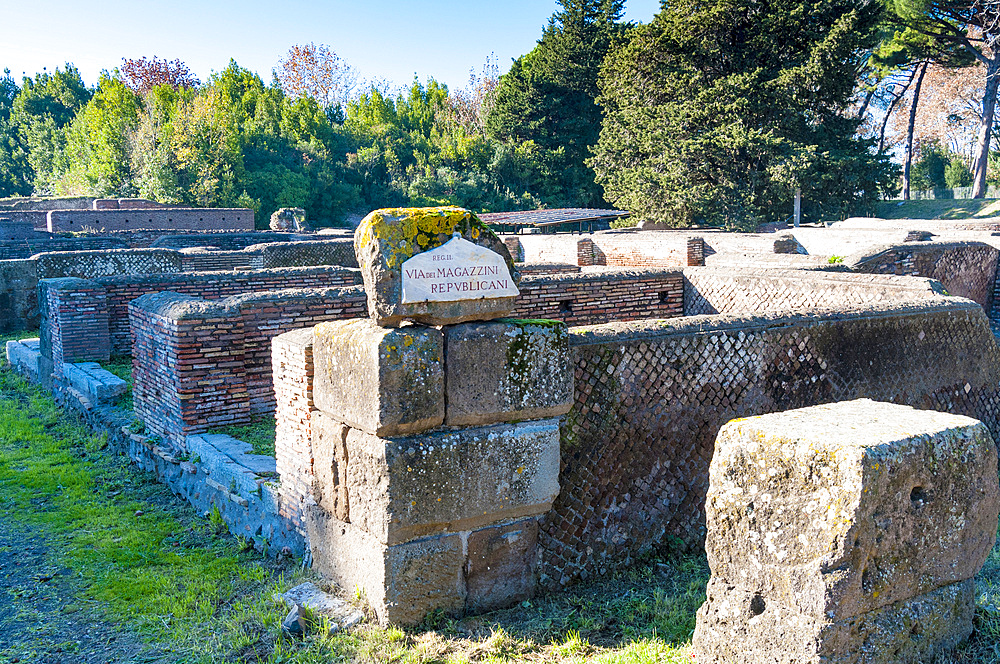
(902, 61, 928, 201)
(972, 57, 1000, 199)
(878, 67, 917, 154)
(856, 85, 876, 120)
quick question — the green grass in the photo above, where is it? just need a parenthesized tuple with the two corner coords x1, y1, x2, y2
(874, 198, 1000, 220)
(0, 342, 709, 663)
(7, 332, 1000, 662)
(211, 416, 277, 457)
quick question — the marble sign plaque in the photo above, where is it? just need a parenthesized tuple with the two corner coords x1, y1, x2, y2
(401, 236, 519, 304)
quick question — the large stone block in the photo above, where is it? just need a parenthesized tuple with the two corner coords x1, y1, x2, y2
(693, 399, 1000, 663)
(354, 207, 520, 326)
(465, 518, 539, 613)
(312, 319, 444, 437)
(702, 400, 998, 621)
(694, 578, 975, 664)
(345, 419, 560, 545)
(307, 513, 466, 625)
(444, 319, 573, 426)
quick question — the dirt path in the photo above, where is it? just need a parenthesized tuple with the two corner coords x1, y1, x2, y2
(0, 516, 162, 664)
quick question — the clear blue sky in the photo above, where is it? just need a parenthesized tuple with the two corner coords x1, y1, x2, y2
(1, 0, 661, 92)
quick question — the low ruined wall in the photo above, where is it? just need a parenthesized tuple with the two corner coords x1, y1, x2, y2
(683, 267, 946, 315)
(33, 248, 183, 280)
(130, 292, 250, 443)
(0, 236, 127, 260)
(97, 267, 364, 354)
(38, 278, 110, 367)
(515, 232, 697, 267)
(0, 259, 38, 332)
(540, 298, 1000, 589)
(512, 269, 684, 324)
(232, 287, 368, 415)
(249, 239, 358, 269)
(847, 241, 1000, 313)
(179, 249, 254, 272)
(151, 232, 309, 250)
(47, 208, 254, 233)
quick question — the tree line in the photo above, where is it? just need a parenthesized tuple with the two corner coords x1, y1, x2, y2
(1, 0, 999, 229)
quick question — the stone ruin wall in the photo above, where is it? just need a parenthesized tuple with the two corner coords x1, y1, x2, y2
(116, 269, 687, 440)
(543, 296, 1000, 588)
(46, 208, 254, 233)
(0, 239, 363, 332)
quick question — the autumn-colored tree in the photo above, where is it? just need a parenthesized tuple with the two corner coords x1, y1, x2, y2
(119, 56, 200, 95)
(891, 0, 1000, 197)
(443, 56, 499, 138)
(276, 43, 358, 110)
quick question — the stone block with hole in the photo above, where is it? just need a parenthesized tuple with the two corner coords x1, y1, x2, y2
(312, 318, 444, 437)
(444, 319, 572, 426)
(693, 399, 1000, 664)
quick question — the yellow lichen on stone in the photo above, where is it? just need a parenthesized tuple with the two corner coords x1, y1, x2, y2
(356, 206, 487, 269)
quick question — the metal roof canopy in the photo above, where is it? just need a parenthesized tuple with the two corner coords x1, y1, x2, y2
(479, 207, 630, 230)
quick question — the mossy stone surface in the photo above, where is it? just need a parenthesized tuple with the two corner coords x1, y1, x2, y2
(443, 319, 572, 426)
(354, 206, 520, 327)
(312, 319, 444, 437)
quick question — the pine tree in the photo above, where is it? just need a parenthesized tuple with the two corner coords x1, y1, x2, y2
(486, 0, 625, 208)
(590, 0, 898, 229)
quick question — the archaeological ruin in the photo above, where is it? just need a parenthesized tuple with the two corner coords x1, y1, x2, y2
(5, 196, 1000, 656)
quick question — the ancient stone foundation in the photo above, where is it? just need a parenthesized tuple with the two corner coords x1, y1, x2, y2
(693, 399, 1000, 664)
(302, 207, 573, 624)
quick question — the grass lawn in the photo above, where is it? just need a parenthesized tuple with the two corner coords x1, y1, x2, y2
(5, 334, 1000, 662)
(0, 344, 706, 663)
(873, 198, 1000, 220)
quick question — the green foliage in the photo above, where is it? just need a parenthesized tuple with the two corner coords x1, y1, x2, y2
(591, 0, 899, 230)
(487, 0, 626, 208)
(945, 157, 973, 188)
(911, 142, 949, 190)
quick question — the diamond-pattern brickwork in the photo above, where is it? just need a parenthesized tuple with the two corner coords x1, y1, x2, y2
(683, 268, 945, 316)
(538, 300, 1000, 590)
(850, 242, 999, 312)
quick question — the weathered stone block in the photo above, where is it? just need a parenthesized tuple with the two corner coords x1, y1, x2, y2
(702, 400, 998, 620)
(693, 399, 999, 663)
(345, 419, 560, 544)
(312, 319, 444, 437)
(5, 338, 40, 382)
(694, 578, 975, 664)
(307, 513, 466, 625)
(354, 206, 520, 326)
(465, 518, 539, 613)
(312, 411, 349, 521)
(444, 319, 572, 426)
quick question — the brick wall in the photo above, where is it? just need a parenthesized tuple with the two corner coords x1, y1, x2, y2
(272, 328, 317, 534)
(233, 287, 368, 415)
(249, 239, 358, 269)
(540, 298, 1000, 589)
(47, 208, 254, 233)
(129, 292, 250, 445)
(848, 241, 999, 313)
(512, 269, 685, 325)
(98, 266, 363, 354)
(180, 250, 254, 272)
(38, 278, 109, 365)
